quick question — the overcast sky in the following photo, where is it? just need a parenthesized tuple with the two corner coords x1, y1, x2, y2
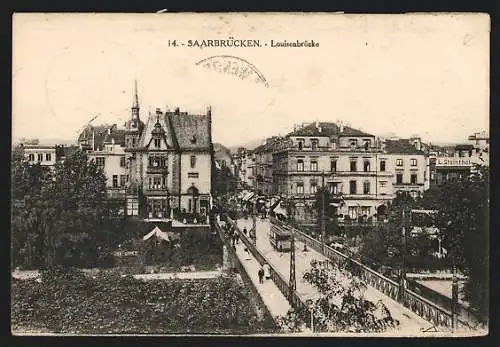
(12, 13, 489, 147)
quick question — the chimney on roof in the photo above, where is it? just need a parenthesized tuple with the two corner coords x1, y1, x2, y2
(337, 120, 344, 133)
(175, 107, 180, 115)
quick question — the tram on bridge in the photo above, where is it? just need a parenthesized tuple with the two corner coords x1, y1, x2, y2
(269, 227, 292, 252)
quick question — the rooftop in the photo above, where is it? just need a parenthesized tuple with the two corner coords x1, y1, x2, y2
(286, 122, 374, 138)
(384, 139, 425, 155)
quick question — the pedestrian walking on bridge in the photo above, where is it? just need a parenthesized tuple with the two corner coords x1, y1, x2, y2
(263, 263, 271, 280)
(258, 268, 264, 284)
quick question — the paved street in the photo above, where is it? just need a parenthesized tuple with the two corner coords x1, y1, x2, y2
(236, 218, 438, 335)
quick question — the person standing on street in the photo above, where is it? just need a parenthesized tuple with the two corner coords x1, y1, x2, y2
(258, 268, 265, 284)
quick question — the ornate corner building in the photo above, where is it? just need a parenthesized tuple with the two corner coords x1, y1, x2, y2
(78, 81, 213, 224)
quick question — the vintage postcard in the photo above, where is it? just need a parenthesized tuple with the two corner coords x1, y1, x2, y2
(11, 12, 489, 337)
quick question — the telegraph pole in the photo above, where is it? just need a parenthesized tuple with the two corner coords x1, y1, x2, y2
(399, 209, 408, 301)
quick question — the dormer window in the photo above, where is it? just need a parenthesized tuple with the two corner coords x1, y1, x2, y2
(154, 138, 161, 148)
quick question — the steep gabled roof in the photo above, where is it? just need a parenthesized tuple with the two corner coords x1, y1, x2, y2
(384, 139, 424, 155)
(286, 122, 374, 137)
(168, 113, 210, 150)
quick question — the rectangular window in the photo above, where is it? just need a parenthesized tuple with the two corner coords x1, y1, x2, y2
(112, 175, 118, 188)
(46, 153, 52, 161)
(311, 139, 318, 151)
(361, 206, 371, 217)
(396, 159, 403, 167)
(188, 199, 192, 212)
(188, 172, 199, 178)
(190, 155, 196, 168)
(38, 154, 43, 162)
(297, 159, 304, 172)
(396, 173, 403, 184)
(154, 138, 161, 148)
(132, 138, 136, 146)
(364, 140, 371, 150)
(331, 160, 337, 172)
(348, 206, 358, 220)
(380, 160, 386, 172)
(298, 139, 304, 150)
(96, 157, 105, 167)
(120, 156, 126, 167)
(328, 182, 339, 194)
(310, 184, 317, 194)
(411, 158, 417, 166)
(152, 176, 162, 189)
(120, 175, 126, 187)
(411, 174, 418, 184)
(349, 180, 357, 194)
(350, 160, 357, 172)
(331, 139, 337, 149)
(296, 183, 304, 195)
(363, 160, 371, 172)
(310, 160, 318, 172)
(363, 181, 370, 194)
(28, 154, 34, 161)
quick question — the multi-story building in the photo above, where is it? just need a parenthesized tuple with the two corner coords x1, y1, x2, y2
(123, 86, 213, 223)
(78, 82, 213, 224)
(87, 132, 128, 204)
(427, 131, 489, 187)
(272, 121, 393, 223)
(213, 143, 233, 170)
(253, 137, 281, 195)
(21, 144, 57, 168)
(383, 138, 427, 197)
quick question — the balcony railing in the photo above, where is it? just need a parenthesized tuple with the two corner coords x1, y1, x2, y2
(146, 166, 168, 174)
(107, 188, 126, 199)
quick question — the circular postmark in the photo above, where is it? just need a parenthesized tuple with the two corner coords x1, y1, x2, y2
(195, 55, 269, 88)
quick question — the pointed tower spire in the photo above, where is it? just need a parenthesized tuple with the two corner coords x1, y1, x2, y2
(131, 79, 140, 120)
(133, 79, 139, 109)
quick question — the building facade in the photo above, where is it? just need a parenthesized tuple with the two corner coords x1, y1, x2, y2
(79, 83, 213, 224)
(383, 138, 427, 198)
(272, 122, 394, 223)
(22, 144, 57, 168)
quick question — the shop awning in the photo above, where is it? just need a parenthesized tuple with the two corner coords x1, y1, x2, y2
(273, 203, 288, 218)
(242, 192, 255, 201)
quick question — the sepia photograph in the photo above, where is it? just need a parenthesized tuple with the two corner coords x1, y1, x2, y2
(11, 12, 489, 336)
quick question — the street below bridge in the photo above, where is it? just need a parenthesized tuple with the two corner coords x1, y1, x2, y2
(236, 217, 440, 335)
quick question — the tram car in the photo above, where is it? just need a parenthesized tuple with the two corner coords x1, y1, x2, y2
(269, 225, 292, 252)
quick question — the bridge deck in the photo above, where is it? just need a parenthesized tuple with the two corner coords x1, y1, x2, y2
(237, 218, 441, 336)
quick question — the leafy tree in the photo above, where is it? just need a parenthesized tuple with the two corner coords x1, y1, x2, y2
(419, 165, 489, 319)
(313, 187, 340, 237)
(11, 150, 118, 268)
(212, 165, 237, 197)
(276, 260, 399, 333)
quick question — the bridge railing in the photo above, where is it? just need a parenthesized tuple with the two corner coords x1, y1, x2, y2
(272, 218, 480, 331)
(224, 216, 312, 325)
(213, 221, 277, 329)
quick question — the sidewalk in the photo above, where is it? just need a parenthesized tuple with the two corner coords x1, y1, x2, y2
(232, 240, 291, 317)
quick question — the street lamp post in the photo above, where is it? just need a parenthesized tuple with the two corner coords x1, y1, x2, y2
(451, 265, 459, 331)
(289, 231, 296, 300)
(252, 202, 257, 246)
